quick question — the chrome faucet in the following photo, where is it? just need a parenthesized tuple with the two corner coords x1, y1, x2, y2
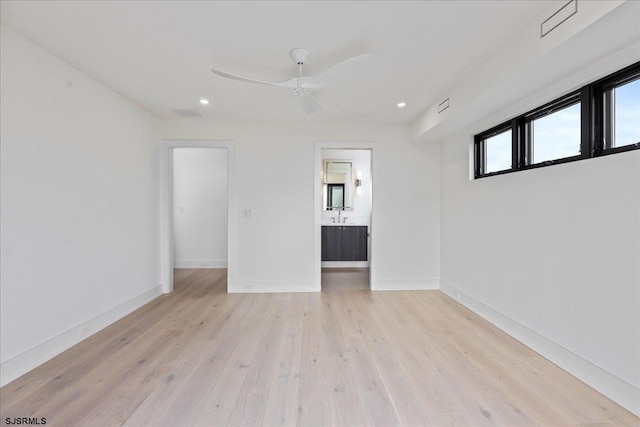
(337, 210, 342, 223)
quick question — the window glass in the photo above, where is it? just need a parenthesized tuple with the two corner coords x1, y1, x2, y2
(612, 78, 640, 148)
(485, 130, 512, 173)
(531, 102, 581, 163)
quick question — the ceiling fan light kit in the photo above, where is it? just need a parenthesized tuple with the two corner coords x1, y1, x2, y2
(211, 48, 373, 114)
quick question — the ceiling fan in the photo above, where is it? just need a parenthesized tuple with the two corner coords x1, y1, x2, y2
(211, 48, 373, 114)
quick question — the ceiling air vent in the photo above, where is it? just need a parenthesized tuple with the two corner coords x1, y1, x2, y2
(541, 0, 577, 38)
(171, 108, 203, 118)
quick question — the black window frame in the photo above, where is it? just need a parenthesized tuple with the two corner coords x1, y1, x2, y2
(474, 120, 515, 178)
(522, 91, 583, 168)
(474, 61, 640, 179)
(594, 63, 640, 155)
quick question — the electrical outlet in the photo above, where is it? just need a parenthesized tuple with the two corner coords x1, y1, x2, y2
(243, 209, 252, 218)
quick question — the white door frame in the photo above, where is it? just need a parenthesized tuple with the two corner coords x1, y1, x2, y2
(160, 140, 235, 293)
(314, 141, 376, 290)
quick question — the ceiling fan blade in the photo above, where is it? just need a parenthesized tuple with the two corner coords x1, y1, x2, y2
(302, 54, 374, 89)
(211, 69, 297, 88)
(300, 95, 321, 114)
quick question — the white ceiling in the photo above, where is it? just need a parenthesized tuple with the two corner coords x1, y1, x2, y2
(0, 1, 554, 123)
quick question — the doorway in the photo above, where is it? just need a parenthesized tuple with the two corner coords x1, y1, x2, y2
(172, 147, 227, 269)
(160, 140, 235, 293)
(315, 145, 373, 291)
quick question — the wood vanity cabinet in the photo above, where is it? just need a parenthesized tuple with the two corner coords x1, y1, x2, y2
(321, 226, 368, 261)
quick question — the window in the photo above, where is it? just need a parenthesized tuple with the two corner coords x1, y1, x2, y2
(526, 97, 581, 164)
(603, 75, 640, 150)
(474, 61, 639, 179)
(475, 123, 513, 177)
(485, 130, 512, 173)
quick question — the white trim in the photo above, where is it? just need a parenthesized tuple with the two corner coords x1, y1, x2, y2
(314, 142, 376, 291)
(439, 279, 640, 416)
(0, 285, 162, 387)
(229, 280, 318, 294)
(160, 140, 235, 294)
(372, 278, 440, 291)
(173, 259, 227, 268)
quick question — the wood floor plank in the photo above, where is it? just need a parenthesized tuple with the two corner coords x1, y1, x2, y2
(296, 293, 334, 427)
(76, 364, 174, 427)
(330, 292, 401, 426)
(261, 293, 305, 427)
(344, 290, 445, 426)
(226, 294, 291, 427)
(0, 380, 47, 411)
(130, 298, 253, 425)
(1, 269, 638, 427)
(1, 324, 150, 420)
(372, 291, 528, 426)
(365, 292, 463, 417)
(123, 294, 260, 426)
(318, 292, 368, 426)
(40, 329, 185, 426)
(438, 321, 574, 426)
(191, 295, 272, 425)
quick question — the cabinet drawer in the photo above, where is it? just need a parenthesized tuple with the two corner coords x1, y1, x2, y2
(321, 226, 368, 261)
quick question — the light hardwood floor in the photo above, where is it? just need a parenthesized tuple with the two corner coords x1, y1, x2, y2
(1, 269, 637, 426)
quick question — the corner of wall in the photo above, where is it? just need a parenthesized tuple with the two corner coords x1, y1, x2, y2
(438, 280, 640, 416)
(0, 285, 162, 387)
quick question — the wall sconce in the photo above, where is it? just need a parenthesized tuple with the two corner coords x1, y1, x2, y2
(355, 170, 362, 195)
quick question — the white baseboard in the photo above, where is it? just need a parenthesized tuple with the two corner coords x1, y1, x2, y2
(439, 279, 640, 417)
(173, 259, 227, 268)
(229, 280, 319, 293)
(0, 284, 163, 387)
(371, 278, 440, 291)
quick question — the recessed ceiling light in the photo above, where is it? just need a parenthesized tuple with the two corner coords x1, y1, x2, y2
(199, 99, 210, 105)
(397, 101, 407, 108)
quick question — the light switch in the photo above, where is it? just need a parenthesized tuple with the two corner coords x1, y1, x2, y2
(243, 209, 252, 218)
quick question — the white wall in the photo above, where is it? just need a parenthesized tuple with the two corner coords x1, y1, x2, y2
(416, 1, 640, 414)
(158, 121, 441, 293)
(441, 135, 639, 412)
(0, 26, 161, 386)
(173, 148, 228, 268)
(437, 52, 640, 420)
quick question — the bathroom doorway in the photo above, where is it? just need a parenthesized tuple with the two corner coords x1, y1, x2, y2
(316, 147, 372, 291)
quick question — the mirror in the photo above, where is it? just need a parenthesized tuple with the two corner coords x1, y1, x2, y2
(323, 160, 353, 211)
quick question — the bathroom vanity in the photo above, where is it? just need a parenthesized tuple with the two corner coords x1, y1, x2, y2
(321, 224, 368, 261)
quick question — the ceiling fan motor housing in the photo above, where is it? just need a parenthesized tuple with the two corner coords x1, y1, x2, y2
(290, 48, 310, 65)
